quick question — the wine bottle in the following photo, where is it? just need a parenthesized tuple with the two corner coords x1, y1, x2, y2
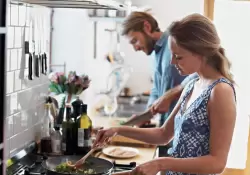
(61, 105, 74, 155)
(77, 104, 92, 155)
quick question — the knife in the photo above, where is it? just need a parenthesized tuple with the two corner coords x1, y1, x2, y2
(121, 110, 153, 126)
(28, 53, 33, 80)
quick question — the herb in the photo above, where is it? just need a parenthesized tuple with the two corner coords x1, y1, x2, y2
(54, 162, 96, 174)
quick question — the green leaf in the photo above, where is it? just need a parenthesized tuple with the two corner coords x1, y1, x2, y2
(49, 83, 60, 94)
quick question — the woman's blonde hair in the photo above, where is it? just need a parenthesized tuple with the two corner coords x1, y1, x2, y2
(168, 13, 234, 83)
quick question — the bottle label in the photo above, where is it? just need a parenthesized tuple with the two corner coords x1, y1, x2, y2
(62, 142, 66, 151)
(84, 139, 92, 147)
(78, 128, 84, 147)
(52, 140, 61, 153)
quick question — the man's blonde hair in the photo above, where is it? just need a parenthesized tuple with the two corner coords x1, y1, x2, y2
(121, 11, 160, 35)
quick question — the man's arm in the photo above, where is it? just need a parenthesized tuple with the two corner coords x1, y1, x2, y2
(151, 73, 198, 114)
(147, 72, 158, 108)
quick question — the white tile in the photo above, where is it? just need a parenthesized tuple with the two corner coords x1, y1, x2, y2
(17, 48, 24, 69)
(10, 133, 25, 153)
(5, 95, 10, 117)
(4, 139, 10, 160)
(10, 93, 18, 115)
(14, 70, 22, 91)
(10, 4, 19, 26)
(21, 110, 31, 128)
(14, 27, 22, 48)
(5, 116, 14, 139)
(10, 49, 18, 70)
(21, 69, 30, 88)
(23, 127, 34, 145)
(6, 72, 14, 94)
(26, 7, 31, 27)
(7, 27, 14, 48)
(6, 50, 11, 72)
(13, 113, 25, 135)
(17, 89, 33, 111)
(18, 5, 26, 26)
(24, 27, 29, 42)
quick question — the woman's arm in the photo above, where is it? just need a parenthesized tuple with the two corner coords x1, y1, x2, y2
(114, 85, 189, 145)
(151, 74, 198, 114)
(151, 83, 236, 174)
(115, 103, 180, 145)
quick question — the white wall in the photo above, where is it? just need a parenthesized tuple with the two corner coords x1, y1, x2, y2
(213, 0, 250, 169)
(51, 0, 204, 97)
(133, 0, 204, 31)
(5, 4, 51, 159)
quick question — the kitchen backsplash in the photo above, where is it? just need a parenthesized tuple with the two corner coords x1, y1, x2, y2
(4, 3, 51, 159)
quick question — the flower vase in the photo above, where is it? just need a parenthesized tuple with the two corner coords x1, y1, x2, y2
(65, 93, 78, 105)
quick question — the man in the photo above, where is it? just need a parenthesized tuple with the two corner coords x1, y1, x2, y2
(122, 11, 197, 126)
(121, 12, 198, 156)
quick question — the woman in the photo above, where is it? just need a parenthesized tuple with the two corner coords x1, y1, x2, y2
(94, 13, 236, 175)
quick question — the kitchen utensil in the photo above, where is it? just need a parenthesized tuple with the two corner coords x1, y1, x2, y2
(34, 55, 40, 77)
(27, 8, 36, 80)
(19, 8, 28, 80)
(102, 146, 139, 159)
(42, 156, 114, 175)
(6, 141, 137, 175)
(121, 110, 153, 126)
(44, 51, 48, 74)
(28, 53, 33, 80)
(66, 148, 97, 168)
(41, 53, 45, 74)
(39, 9, 48, 75)
(67, 138, 110, 168)
(34, 9, 42, 78)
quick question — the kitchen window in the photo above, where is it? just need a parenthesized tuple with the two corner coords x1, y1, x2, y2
(213, 0, 250, 169)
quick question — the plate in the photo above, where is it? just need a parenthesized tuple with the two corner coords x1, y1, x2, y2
(102, 146, 139, 158)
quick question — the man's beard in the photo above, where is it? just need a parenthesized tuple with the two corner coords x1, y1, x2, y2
(143, 32, 156, 55)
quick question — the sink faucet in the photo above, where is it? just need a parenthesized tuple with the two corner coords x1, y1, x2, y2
(104, 65, 133, 97)
(130, 94, 142, 105)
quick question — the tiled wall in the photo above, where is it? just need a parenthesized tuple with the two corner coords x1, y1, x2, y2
(4, 2, 51, 159)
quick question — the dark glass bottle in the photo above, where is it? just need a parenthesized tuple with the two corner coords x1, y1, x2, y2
(72, 97, 84, 152)
(77, 104, 92, 155)
(61, 105, 74, 155)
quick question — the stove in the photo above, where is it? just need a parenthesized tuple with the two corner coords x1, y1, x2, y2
(6, 142, 136, 175)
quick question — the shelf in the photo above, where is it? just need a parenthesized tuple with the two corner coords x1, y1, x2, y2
(89, 16, 125, 22)
(11, 0, 127, 10)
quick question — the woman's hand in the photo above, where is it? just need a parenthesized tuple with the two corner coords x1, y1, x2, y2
(131, 160, 160, 175)
(92, 127, 118, 148)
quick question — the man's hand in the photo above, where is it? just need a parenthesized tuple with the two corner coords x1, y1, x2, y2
(127, 114, 151, 127)
(150, 94, 172, 115)
(150, 85, 183, 115)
